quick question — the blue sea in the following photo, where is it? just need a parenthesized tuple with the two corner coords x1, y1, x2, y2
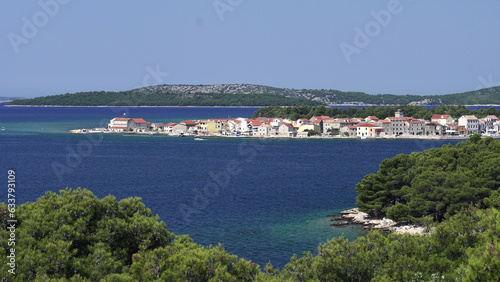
(0, 104, 497, 268)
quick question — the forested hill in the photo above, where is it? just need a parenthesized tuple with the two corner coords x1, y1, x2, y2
(6, 84, 500, 106)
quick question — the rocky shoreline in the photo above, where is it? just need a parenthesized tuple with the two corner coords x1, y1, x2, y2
(329, 208, 428, 235)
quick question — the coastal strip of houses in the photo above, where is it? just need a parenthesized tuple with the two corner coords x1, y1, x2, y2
(105, 110, 500, 138)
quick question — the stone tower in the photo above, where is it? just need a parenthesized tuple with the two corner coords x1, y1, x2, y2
(395, 109, 404, 118)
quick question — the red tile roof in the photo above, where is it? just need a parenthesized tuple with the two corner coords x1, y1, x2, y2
(357, 123, 377, 127)
(109, 126, 127, 129)
(181, 120, 197, 125)
(164, 123, 178, 127)
(250, 121, 262, 126)
(366, 116, 379, 120)
(431, 114, 450, 119)
(311, 116, 332, 120)
(132, 118, 148, 124)
(114, 118, 130, 121)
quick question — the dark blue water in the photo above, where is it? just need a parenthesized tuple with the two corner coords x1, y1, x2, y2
(1, 104, 494, 268)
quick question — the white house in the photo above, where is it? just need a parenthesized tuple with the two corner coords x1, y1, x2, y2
(131, 118, 150, 132)
(458, 115, 479, 134)
(278, 123, 297, 137)
(431, 114, 454, 126)
(164, 122, 178, 133)
(108, 117, 133, 132)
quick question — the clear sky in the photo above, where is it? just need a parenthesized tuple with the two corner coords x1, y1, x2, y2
(1, 1, 499, 98)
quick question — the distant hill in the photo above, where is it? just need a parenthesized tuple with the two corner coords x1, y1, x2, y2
(6, 84, 500, 106)
(0, 97, 24, 103)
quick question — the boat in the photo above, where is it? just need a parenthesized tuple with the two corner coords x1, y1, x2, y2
(0, 127, 6, 131)
(179, 132, 185, 137)
(194, 138, 204, 141)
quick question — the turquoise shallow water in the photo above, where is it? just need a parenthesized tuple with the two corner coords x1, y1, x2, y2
(0, 104, 470, 268)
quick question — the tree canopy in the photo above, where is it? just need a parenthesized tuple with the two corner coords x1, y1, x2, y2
(0, 188, 259, 280)
(253, 105, 500, 120)
(356, 135, 500, 222)
(7, 91, 323, 107)
(1, 187, 499, 280)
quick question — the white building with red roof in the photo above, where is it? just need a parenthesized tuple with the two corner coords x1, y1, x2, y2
(365, 116, 379, 123)
(295, 118, 310, 127)
(340, 125, 358, 137)
(278, 123, 297, 137)
(357, 123, 384, 137)
(431, 114, 453, 126)
(108, 117, 133, 132)
(131, 118, 150, 132)
(458, 115, 480, 134)
(164, 122, 178, 133)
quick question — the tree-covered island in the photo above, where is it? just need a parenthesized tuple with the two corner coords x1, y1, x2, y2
(1, 136, 500, 280)
(7, 84, 500, 107)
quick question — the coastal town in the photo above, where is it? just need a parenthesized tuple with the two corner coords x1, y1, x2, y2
(71, 109, 500, 139)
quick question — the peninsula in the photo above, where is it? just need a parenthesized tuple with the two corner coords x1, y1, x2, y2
(71, 106, 500, 139)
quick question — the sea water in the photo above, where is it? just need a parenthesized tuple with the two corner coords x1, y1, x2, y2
(0, 104, 491, 267)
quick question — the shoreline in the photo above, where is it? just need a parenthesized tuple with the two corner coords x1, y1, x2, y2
(68, 130, 497, 140)
(330, 208, 428, 235)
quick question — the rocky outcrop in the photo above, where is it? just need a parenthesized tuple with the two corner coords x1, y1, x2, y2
(333, 208, 429, 235)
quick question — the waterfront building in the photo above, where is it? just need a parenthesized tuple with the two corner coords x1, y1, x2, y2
(458, 115, 480, 134)
(108, 117, 133, 132)
(386, 117, 405, 136)
(278, 123, 297, 137)
(431, 114, 454, 126)
(131, 118, 150, 132)
(151, 123, 164, 131)
(297, 123, 321, 133)
(197, 120, 218, 134)
(406, 120, 424, 135)
(341, 126, 357, 137)
(257, 124, 272, 136)
(357, 123, 378, 137)
(164, 123, 178, 133)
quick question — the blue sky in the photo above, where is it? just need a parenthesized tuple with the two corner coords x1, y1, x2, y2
(1, 1, 499, 98)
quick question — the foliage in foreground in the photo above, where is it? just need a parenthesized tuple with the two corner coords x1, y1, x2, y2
(1, 190, 499, 280)
(356, 135, 500, 222)
(275, 206, 500, 281)
(0, 188, 259, 281)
